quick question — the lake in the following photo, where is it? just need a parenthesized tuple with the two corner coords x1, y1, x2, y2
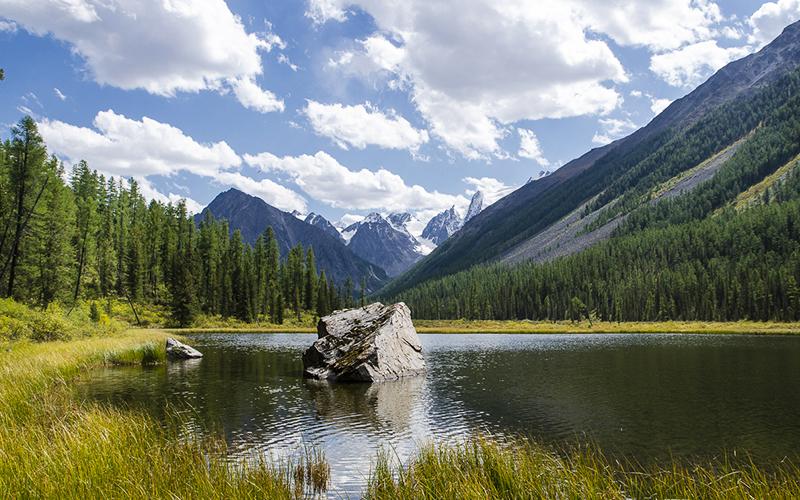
(77, 333, 800, 496)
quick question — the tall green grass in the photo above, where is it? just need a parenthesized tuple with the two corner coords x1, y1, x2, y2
(0, 332, 327, 498)
(103, 340, 166, 366)
(366, 438, 800, 499)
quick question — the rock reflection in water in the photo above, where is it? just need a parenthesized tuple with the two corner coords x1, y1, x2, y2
(305, 376, 426, 434)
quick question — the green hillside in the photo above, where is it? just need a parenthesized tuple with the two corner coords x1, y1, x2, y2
(379, 23, 800, 299)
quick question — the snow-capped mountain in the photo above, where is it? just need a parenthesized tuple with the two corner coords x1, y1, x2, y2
(305, 212, 344, 244)
(388, 212, 436, 255)
(464, 191, 483, 223)
(421, 206, 462, 245)
(387, 212, 414, 233)
(344, 213, 423, 276)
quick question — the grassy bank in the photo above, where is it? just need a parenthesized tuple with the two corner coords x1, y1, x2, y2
(0, 330, 327, 498)
(173, 319, 800, 335)
(367, 438, 800, 499)
(412, 319, 800, 334)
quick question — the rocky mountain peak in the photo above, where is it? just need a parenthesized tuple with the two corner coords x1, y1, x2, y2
(421, 205, 463, 246)
(464, 191, 484, 223)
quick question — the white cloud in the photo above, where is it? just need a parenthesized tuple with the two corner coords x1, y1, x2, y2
(277, 53, 298, 71)
(311, 0, 739, 160)
(0, 19, 17, 32)
(39, 110, 239, 178)
(53, 87, 66, 101)
(336, 213, 364, 228)
(1, 0, 284, 112)
(749, 0, 800, 46)
(137, 177, 203, 214)
(577, 0, 724, 52)
(462, 176, 517, 206)
(592, 117, 637, 145)
(244, 150, 467, 212)
(314, 0, 628, 159)
(517, 128, 550, 166)
(650, 97, 673, 115)
(37, 110, 307, 212)
(214, 171, 307, 212)
(306, 0, 348, 24)
(231, 77, 284, 113)
(304, 100, 429, 152)
(650, 40, 751, 87)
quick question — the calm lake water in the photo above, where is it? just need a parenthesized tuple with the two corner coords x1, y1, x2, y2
(77, 333, 800, 495)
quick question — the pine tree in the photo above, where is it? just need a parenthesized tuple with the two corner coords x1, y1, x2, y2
(32, 158, 74, 307)
(170, 202, 197, 327)
(71, 161, 99, 302)
(1, 116, 49, 298)
(304, 247, 317, 311)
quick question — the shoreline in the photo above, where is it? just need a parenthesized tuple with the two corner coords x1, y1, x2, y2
(165, 320, 800, 335)
(3, 329, 799, 498)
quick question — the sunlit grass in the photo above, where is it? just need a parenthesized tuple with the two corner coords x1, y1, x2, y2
(367, 438, 800, 499)
(0, 331, 326, 499)
(102, 340, 166, 366)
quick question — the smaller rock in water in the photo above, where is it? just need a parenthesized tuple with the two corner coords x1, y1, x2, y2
(166, 338, 203, 359)
(303, 302, 425, 382)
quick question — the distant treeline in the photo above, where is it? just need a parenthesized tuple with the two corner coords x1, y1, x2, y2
(0, 116, 360, 326)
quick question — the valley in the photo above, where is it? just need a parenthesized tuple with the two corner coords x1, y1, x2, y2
(4, 3, 800, 498)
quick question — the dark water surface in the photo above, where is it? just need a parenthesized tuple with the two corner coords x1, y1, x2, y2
(76, 333, 800, 495)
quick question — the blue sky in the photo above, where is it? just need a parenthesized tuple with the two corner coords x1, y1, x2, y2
(1, 0, 798, 231)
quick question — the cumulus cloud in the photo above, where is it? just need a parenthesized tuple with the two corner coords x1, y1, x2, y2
(650, 97, 673, 115)
(214, 171, 307, 212)
(244, 150, 467, 212)
(304, 100, 429, 152)
(138, 177, 203, 214)
(1, 0, 284, 112)
(749, 0, 800, 46)
(592, 117, 638, 145)
(313, 0, 629, 159)
(577, 0, 724, 51)
(517, 128, 550, 166)
(231, 77, 284, 113)
(37, 110, 307, 212)
(0, 19, 16, 32)
(39, 110, 240, 178)
(650, 40, 752, 87)
(462, 176, 517, 206)
(310, 0, 745, 159)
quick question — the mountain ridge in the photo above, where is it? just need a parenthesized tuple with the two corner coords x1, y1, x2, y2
(197, 188, 388, 292)
(379, 20, 800, 298)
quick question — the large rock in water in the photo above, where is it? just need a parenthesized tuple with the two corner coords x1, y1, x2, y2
(166, 338, 203, 359)
(302, 302, 425, 382)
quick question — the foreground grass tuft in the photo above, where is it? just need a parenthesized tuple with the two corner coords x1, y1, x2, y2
(366, 438, 800, 499)
(103, 340, 166, 366)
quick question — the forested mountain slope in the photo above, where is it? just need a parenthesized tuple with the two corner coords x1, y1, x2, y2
(390, 159, 800, 322)
(380, 21, 800, 298)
